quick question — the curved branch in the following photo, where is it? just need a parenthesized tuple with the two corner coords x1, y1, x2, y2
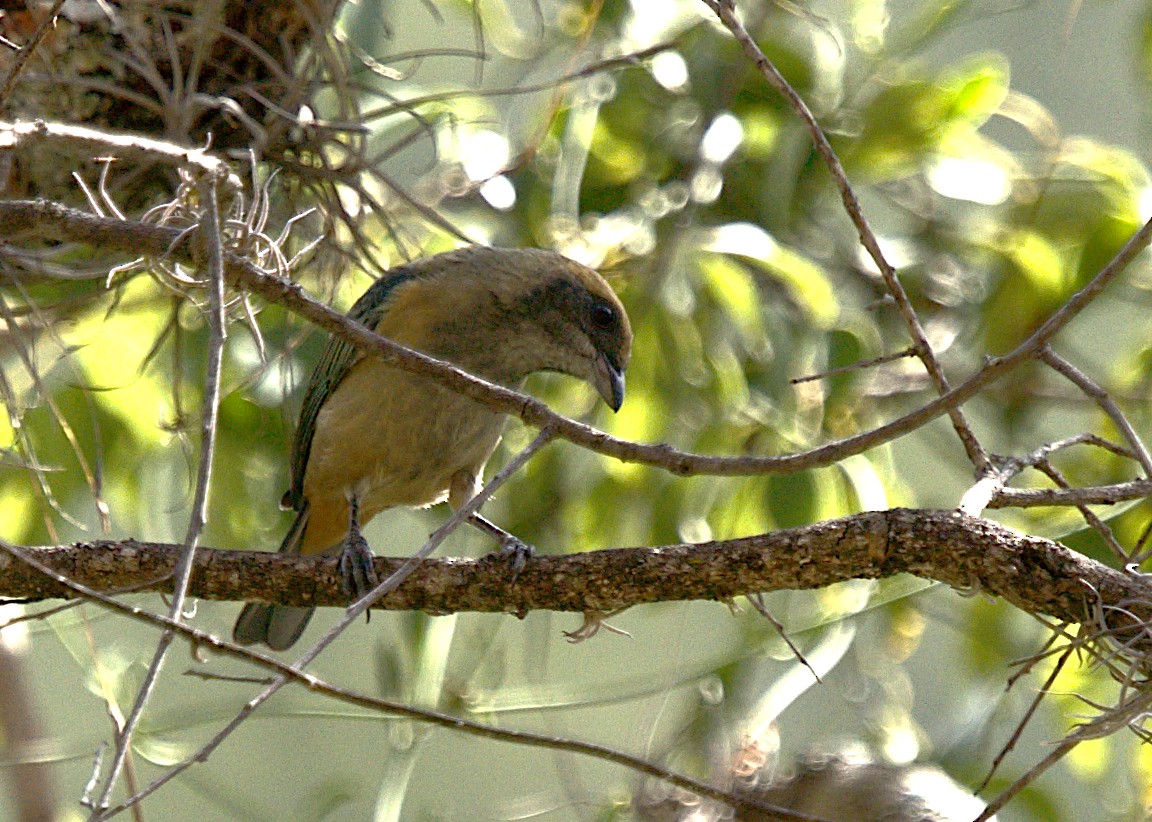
(5, 197, 1150, 485)
(989, 479, 1152, 508)
(0, 120, 239, 184)
(4, 510, 1149, 644)
(702, 0, 987, 470)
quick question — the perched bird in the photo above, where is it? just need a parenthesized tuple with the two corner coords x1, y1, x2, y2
(233, 246, 632, 650)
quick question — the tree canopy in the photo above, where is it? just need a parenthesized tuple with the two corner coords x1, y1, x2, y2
(2, 0, 1152, 819)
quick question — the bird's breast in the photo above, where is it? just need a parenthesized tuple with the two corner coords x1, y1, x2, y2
(302, 359, 510, 516)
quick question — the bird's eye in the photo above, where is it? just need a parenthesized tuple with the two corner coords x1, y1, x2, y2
(590, 303, 615, 330)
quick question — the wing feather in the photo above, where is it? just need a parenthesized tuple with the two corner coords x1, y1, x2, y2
(282, 269, 417, 510)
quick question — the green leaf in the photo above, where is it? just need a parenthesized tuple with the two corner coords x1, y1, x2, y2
(700, 223, 837, 327)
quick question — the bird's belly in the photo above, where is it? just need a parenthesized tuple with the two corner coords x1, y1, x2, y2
(302, 363, 508, 517)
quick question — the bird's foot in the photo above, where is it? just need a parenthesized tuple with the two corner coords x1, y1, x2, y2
(494, 535, 535, 581)
(465, 512, 535, 581)
(338, 530, 379, 601)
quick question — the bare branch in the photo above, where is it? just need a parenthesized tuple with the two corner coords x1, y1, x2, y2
(0, 542, 811, 822)
(0, 120, 240, 186)
(90, 169, 232, 814)
(701, 0, 987, 469)
(1040, 348, 1152, 476)
(4, 510, 1149, 641)
(5, 198, 1150, 482)
(988, 479, 1152, 508)
(960, 433, 1135, 516)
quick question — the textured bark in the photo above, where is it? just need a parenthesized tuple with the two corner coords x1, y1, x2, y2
(3, 509, 1149, 643)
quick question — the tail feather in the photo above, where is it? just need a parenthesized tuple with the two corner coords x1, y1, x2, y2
(233, 603, 315, 650)
(232, 504, 316, 651)
(276, 501, 311, 556)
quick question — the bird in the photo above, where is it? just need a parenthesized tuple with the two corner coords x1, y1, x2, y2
(233, 246, 633, 650)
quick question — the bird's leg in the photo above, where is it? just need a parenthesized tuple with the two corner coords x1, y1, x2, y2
(449, 468, 534, 578)
(466, 513, 535, 578)
(338, 493, 379, 600)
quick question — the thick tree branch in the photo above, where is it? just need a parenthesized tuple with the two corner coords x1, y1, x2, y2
(4, 510, 1149, 646)
(0, 540, 807, 820)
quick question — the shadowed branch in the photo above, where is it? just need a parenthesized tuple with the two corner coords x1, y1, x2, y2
(4, 509, 1149, 646)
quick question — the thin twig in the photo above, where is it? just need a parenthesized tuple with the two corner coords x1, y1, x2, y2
(700, 0, 988, 470)
(977, 642, 1075, 793)
(790, 347, 917, 385)
(0, 120, 239, 188)
(89, 172, 229, 815)
(1033, 460, 1127, 560)
(748, 592, 819, 683)
(974, 735, 1074, 822)
(1039, 347, 1152, 477)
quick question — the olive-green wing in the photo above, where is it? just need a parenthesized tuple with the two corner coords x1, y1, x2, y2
(282, 270, 417, 510)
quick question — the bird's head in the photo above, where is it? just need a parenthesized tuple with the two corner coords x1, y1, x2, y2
(398, 246, 633, 411)
(501, 250, 632, 411)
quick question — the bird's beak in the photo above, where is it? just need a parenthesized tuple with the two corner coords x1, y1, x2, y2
(594, 352, 626, 412)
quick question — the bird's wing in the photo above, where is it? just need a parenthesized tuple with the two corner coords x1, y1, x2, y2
(283, 270, 417, 510)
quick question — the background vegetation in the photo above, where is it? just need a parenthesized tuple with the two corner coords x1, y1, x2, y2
(3, 0, 1152, 819)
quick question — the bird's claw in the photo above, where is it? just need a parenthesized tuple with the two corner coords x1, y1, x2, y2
(338, 531, 379, 601)
(497, 536, 535, 581)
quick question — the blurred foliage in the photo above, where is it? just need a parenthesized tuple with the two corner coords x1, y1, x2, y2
(3, 0, 1152, 820)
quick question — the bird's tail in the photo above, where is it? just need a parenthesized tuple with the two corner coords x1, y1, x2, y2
(232, 602, 314, 651)
(232, 504, 316, 650)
